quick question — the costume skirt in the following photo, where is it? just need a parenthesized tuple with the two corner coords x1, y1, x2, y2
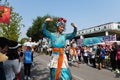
(50, 68, 72, 80)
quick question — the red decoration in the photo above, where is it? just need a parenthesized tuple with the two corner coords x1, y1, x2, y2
(57, 17, 67, 23)
(0, 6, 10, 24)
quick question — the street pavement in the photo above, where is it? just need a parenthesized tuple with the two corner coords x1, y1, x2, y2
(21, 53, 120, 80)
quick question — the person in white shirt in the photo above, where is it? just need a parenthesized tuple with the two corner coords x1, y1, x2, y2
(3, 40, 22, 80)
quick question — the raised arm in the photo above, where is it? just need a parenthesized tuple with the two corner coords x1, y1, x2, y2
(66, 23, 77, 40)
(42, 18, 53, 38)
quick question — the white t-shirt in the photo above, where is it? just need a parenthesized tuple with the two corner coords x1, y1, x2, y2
(84, 50, 88, 56)
(3, 59, 21, 80)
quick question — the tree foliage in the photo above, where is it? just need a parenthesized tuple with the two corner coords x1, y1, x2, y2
(0, 7, 24, 41)
(20, 37, 28, 44)
(26, 15, 58, 41)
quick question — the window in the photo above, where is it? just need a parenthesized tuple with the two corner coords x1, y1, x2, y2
(90, 30, 91, 32)
(118, 25, 120, 29)
(104, 26, 106, 29)
(99, 28, 100, 30)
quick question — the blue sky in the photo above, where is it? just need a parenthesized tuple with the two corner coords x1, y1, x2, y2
(5, 0, 120, 39)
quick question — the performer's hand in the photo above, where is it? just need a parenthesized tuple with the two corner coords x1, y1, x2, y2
(71, 23, 77, 28)
(45, 18, 53, 22)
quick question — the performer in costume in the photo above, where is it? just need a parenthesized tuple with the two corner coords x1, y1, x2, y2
(42, 17, 77, 80)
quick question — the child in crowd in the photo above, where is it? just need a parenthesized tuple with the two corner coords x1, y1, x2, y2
(23, 45, 33, 80)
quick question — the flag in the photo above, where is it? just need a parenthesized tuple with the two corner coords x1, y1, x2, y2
(0, 6, 10, 24)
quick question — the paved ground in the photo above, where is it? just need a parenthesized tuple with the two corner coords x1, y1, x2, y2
(20, 53, 120, 80)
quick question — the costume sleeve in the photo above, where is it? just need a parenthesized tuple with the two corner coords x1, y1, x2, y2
(42, 22, 52, 38)
(65, 27, 77, 40)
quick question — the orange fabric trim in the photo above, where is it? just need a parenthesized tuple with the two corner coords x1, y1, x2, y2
(52, 48, 64, 80)
(71, 48, 76, 56)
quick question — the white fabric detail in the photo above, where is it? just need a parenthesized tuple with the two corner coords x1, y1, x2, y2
(49, 54, 68, 68)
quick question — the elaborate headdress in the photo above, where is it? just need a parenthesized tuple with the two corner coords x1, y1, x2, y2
(56, 17, 67, 27)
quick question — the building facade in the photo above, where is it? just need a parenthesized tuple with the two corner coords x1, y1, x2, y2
(75, 22, 120, 46)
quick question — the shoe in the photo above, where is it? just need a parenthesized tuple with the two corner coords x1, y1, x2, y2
(116, 69, 120, 73)
(28, 76, 31, 80)
(24, 75, 27, 80)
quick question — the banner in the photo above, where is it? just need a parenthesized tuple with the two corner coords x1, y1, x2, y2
(103, 34, 116, 41)
(83, 36, 103, 46)
(77, 34, 117, 46)
(0, 6, 10, 24)
(77, 39, 83, 46)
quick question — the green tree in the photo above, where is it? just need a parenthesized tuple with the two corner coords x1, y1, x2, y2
(26, 15, 58, 41)
(19, 37, 28, 44)
(0, 7, 24, 41)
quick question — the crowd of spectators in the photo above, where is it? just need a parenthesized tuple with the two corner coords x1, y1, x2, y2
(0, 37, 35, 80)
(1, 36, 120, 80)
(64, 40, 120, 75)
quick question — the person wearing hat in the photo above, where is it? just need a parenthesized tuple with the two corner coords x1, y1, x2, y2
(0, 37, 10, 80)
(3, 40, 22, 80)
(42, 17, 77, 80)
(23, 44, 33, 80)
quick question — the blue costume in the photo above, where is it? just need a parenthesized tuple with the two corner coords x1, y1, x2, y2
(42, 21, 77, 80)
